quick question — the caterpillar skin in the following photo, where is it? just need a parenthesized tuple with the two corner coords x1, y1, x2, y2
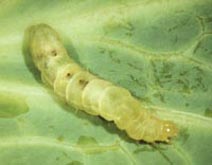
(25, 24, 178, 143)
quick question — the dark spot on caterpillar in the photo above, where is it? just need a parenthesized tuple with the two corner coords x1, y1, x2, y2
(66, 72, 73, 78)
(79, 79, 89, 89)
(51, 50, 57, 56)
(35, 53, 43, 60)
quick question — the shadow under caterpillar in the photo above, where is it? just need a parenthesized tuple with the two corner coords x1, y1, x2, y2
(24, 23, 178, 143)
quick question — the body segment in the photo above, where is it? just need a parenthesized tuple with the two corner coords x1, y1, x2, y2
(25, 24, 178, 143)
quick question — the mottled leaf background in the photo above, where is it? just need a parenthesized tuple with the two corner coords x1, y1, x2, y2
(0, 0, 212, 165)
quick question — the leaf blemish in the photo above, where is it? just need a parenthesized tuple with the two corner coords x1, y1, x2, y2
(0, 93, 29, 118)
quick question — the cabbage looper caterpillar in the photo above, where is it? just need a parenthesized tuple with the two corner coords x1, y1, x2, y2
(24, 24, 178, 143)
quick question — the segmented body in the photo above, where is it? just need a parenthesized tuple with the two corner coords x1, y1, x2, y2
(25, 24, 178, 142)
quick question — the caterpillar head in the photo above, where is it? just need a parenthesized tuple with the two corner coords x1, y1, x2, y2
(160, 120, 178, 142)
(25, 24, 67, 70)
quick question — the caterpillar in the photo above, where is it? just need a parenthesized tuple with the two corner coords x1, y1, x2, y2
(24, 23, 178, 143)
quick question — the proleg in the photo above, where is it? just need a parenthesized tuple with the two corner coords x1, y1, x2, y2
(25, 23, 178, 143)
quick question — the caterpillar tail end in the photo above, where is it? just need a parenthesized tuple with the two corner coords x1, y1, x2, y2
(160, 120, 178, 143)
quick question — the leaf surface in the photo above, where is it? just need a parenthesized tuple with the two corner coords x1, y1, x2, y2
(0, 0, 212, 164)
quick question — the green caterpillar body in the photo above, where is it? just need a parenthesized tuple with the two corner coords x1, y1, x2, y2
(25, 24, 178, 143)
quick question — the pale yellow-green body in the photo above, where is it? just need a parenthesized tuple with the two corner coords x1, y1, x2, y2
(25, 24, 178, 142)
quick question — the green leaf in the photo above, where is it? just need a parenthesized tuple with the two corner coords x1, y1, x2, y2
(0, 0, 212, 164)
